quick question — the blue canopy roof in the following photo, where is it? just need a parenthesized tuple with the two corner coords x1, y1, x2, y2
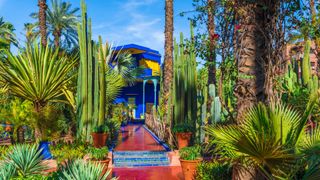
(113, 44, 161, 56)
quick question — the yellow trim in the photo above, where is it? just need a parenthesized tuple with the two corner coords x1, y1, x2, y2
(139, 59, 160, 76)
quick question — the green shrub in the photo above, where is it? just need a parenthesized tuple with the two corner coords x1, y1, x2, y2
(51, 142, 88, 163)
(0, 145, 9, 160)
(52, 159, 114, 180)
(93, 125, 109, 133)
(179, 146, 201, 160)
(106, 118, 121, 140)
(87, 146, 109, 160)
(196, 161, 232, 180)
(172, 124, 193, 133)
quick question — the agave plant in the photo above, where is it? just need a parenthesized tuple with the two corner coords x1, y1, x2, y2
(0, 163, 16, 180)
(53, 159, 116, 180)
(0, 144, 47, 178)
(0, 43, 77, 139)
(206, 91, 320, 179)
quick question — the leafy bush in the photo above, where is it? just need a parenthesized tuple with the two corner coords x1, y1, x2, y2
(196, 161, 232, 180)
(0, 144, 47, 178)
(87, 146, 109, 160)
(172, 124, 193, 133)
(0, 145, 9, 160)
(52, 159, 114, 180)
(106, 118, 121, 140)
(51, 141, 88, 163)
(205, 93, 320, 179)
(93, 125, 109, 133)
(179, 146, 201, 160)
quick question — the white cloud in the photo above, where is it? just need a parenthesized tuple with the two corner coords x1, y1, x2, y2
(92, 0, 164, 56)
(123, 0, 157, 10)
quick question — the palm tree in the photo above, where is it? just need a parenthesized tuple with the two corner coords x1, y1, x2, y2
(207, 0, 216, 124)
(31, 0, 79, 49)
(38, 0, 47, 47)
(24, 23, 38, 45)
(234, 1, 279, 121)
(206, 92, 320, 179)
(0, 17, 16, 50)
(163, 0, 174, 126)
(0, 43, 77, 139)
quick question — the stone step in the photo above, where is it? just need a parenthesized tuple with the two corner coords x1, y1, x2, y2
(113, 151, 170, 167)
(113, 151, 167, 156)
(114, 161, 169, 167)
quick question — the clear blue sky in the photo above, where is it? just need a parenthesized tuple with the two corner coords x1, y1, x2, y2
(0, 0, 194, 57)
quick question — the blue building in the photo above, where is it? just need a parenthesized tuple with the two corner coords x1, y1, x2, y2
(113, 44, 161, 119)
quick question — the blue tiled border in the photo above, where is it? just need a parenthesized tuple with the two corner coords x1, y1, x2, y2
(143, 125, 171, 151)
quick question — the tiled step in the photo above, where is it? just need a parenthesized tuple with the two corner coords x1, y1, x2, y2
(113, 151, 170, 167)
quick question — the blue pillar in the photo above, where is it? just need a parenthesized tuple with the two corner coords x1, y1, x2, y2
(152, 79, 158, 107)
(142, 80, 147, 116)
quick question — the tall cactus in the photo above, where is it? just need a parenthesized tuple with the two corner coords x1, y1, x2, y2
(77, 0, 93, 141)
(76, 0, 107, 141)
(209, 84, 222, 123)
(97, 36, 107, 126)
(173, 23, 197, 126)
(302, 39, 311, 86)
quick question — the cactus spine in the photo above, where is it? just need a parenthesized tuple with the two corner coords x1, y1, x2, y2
(173, 23, 197, 126)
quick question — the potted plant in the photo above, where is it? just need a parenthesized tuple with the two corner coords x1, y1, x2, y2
(179, 146, 202, 180)
(92, 125, 109, 148)
(87, 146, 110, 175)
(172, 124, 193, 149)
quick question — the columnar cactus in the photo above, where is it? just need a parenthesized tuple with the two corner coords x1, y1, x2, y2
(76, 0, 107, 141)
(173, 23, 197, 126)
(209, 84, 222, 123)
(302, 39, 311, 86)
(77, 0, 93, 141)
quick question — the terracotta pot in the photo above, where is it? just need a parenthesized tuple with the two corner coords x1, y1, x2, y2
(176, 132, 192, 149)
(92, 158, 111, 176)
(91, 133, 108, 148)
(180, 158, 202, 180)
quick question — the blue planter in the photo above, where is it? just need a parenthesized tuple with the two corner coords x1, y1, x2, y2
(39, 141, 52, 160)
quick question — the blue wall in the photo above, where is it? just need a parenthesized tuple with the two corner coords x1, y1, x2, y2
(116, 81, 160, 119)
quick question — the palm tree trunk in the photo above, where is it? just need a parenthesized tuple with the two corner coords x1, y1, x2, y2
(310, 0, 320, 77)
(163, 0, 174, 128)
(34, 102, 44, 140)
(234, 1, 267, 121)
(53, 29, 61, 49)
(207, 0, 216, 124)
(38, 0, 47, 47)
(234, 0, 279, 178)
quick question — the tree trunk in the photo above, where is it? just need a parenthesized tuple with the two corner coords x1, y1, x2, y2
(34, 102, 44, 140)
(207, 0, 216, 125)
(53, 29, 61, 49)
(38, 0, 47, 47)
(310, 0, 320, 77)
(234, 1, 269, 121)
(163, 0, 174, 127)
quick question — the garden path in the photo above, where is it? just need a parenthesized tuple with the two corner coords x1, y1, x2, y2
(112, 124, 183, 180)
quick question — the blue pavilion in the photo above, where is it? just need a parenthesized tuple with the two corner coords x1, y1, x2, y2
(113, 44, 161, 120)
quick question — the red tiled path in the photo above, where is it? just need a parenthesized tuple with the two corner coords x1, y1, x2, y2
(113, 166, 183, 180)
(112, 125, 183, 180)
(115, 125, 165, 151)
